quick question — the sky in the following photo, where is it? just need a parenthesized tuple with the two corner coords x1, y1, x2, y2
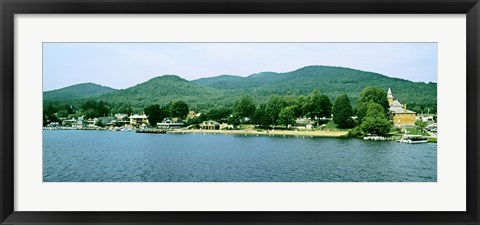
(43, 43, 437, 91)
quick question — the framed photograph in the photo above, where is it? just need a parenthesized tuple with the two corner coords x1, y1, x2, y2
(1, 0, 479, 224)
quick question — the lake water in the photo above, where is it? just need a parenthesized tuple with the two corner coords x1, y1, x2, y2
(43, 130, 437, 182)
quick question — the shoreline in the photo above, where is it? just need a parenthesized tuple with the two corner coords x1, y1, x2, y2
(166, 129, 349, 137)
(43, 127, 437, 142)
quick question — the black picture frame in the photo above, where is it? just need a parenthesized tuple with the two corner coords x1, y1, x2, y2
(1, 0, 479, 224)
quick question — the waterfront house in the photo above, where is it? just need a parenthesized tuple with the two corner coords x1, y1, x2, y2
(129, 114, 149, 126)
(86, 118, 100, 128)
(220, 123, 235, 130)
(387, 88, 416, 127)
(62, 118, 77, 127)
(107, 119, 130, 127)
(157, 119, 184, 129)
(46, 122, 59, 127)
(75, 120, 84, 129)
(200, 120, 220, 130)
(417, 114, 435, 122)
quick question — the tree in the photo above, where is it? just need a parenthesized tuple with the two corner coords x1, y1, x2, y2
(144, 104, 168, 126)
(169, 100, 189, 120)
(360, 102, 391, 136)
(95, 119, 104, 127)
(111, 103, 133, 115)
(332, 94, 355, 128)
(295, 95, 307, 118)
(302, 90, 332, 125)
(278, 106, 296, 127)
(252, 104, 271, 127)
(43, 104, 60, 125)
(96, 101, 109, 117)
(265, 96, 286, 127)
(416, 119, 428, 133)
(227, 113, 241, 127)
(356, 86, 389, 123)
(206, 107, 232, 122)
(57, 103, 75, 115)
(80, 100, 109, 118)
(318, 94, 332, 118)
(302, 90, 321, 119)
(83, 108, 99, 120)
(233, 95, 256, 119)
(56, 109, 69, 118)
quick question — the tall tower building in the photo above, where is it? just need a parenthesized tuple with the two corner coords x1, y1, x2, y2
(387, 88, 394, 106)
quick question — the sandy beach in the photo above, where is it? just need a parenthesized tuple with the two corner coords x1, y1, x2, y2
(166, 129, 348, 137)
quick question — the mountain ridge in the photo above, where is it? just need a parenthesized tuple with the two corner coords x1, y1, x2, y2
(43, 82, 117, 102)
(43, 65, 437, 111)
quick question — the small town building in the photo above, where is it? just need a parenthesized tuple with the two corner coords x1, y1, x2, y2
(129, 114, 149, 126)
(60, 117, 85, 129)
(220, 123, 235, 130)
(75, 120, 84, 129)
(157, 119, 184, 129)
(387, 88, 416, 127)
(114, 113, 129, 120)
(86, 118, 100, 128)
(62, 118, 77, 127)
(417, 115, 435, 122)
(107, 119, 130, 127)
(306, 124, 315, 130)
(187, 111, 200, 119)
(200, 120, 220, 130)
(46, 122, 59, 127)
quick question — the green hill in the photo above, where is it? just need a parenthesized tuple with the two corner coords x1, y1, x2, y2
(44, 66, 437, 113)
(193, 65, 437, 110)
(96, 75, 226, 109)
(44, 83, 117, 103)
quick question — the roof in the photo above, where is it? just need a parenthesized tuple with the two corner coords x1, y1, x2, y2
(387, 88, 393, 99)
(201, 120, 220, 125)
(389, 107, 416, 114)
(157, 122, 184, 125)
(391, 100, 403, 107)
(129, 114, 148, 119)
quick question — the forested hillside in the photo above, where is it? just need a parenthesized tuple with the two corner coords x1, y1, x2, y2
(43, 83, 117, 103)
(94, 75, 226, 110)
(44, 66, 437, 113)
(193, 66, 436, 111)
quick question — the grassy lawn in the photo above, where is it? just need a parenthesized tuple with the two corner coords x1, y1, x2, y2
(238, 124, 255, 130)
(315, 120, 351, 132)
(239, 121, 355, 132)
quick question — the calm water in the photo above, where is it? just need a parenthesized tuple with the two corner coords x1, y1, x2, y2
(43, 130, 437, 182)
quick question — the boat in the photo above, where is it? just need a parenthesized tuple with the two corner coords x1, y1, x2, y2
(135, 129, 167, 134)
(364, 135, 386, 141)
(363, 135, 396, 141)
(397, 135, 428, 144)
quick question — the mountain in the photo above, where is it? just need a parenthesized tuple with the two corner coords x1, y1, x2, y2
(44, 83, 117, 102)
(193, 65, 437, 108)
(96, 75, 226, 109)
(44, 66, 437, 112)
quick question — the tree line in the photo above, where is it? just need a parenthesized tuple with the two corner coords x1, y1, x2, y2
(186, 86, 393, 136)
(44, 86, 410, 136)
(43, 99, 188, 126)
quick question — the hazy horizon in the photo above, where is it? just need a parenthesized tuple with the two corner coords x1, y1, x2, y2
(43, 43, 438, 91)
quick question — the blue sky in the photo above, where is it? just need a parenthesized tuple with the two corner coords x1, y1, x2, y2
(43, 43, 437, 91)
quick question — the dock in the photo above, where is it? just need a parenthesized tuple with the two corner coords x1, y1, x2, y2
(135, 129, 167, 134)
